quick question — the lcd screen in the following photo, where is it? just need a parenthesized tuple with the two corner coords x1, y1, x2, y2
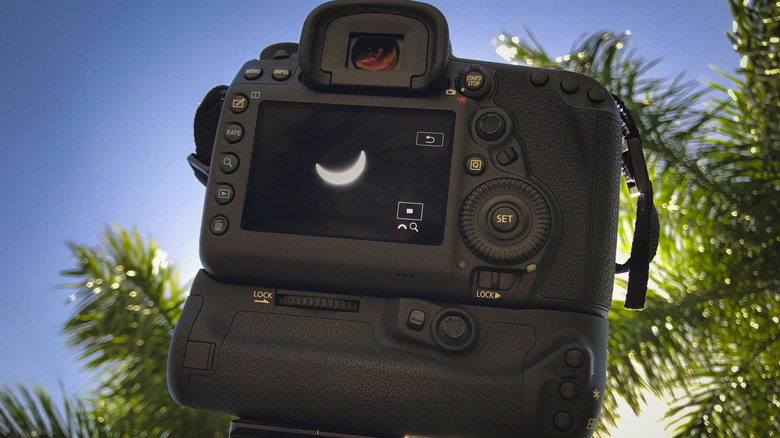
(241, 101, 455, 245)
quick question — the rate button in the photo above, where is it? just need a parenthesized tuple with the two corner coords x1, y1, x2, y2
(224, 123, 244, 143)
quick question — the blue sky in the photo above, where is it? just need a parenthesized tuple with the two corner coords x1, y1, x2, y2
(0, 0, 737, 433)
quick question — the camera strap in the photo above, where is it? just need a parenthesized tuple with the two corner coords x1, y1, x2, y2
(188, 79, 658, 310)
(612, 94, 659, 310)
(190, 84, 229, 186)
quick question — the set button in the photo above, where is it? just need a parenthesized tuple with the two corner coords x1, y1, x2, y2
(490, 205, 521, 234)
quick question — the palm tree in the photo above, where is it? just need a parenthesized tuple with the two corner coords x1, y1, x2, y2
(0, 381, 105, 438)
(495, 0, 779, 436)
(1, 227, 232, 437)
(58, 226, 231, 437)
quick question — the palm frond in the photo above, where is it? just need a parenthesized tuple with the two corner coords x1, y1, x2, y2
(495, 2, 779, 434)
(0, 381, 106, 438)
(58, 225, 233, 437)
(60, 226, 186, 372)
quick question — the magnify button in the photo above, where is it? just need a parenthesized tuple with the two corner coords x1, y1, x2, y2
(410, 223, 419, 232)
(220, 153, 239, 174)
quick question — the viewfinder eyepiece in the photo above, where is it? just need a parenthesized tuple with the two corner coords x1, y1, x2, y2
(298, 0, 451, 93)
(351, 36, 401, 71)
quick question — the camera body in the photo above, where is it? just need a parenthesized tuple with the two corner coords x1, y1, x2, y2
(168, 1, 623, 436)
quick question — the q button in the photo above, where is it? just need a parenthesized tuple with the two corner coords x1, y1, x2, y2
(220, 153, 239, 174)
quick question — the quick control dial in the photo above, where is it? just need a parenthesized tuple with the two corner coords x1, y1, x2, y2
(460, 178, 551, 265)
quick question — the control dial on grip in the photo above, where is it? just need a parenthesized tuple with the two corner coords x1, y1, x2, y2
(460, 178, 551, 265)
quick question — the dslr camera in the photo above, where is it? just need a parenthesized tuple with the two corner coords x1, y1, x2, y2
(168, 1, 625, 436)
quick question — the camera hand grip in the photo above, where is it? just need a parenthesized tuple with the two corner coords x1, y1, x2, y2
(168, 271, 608, 437)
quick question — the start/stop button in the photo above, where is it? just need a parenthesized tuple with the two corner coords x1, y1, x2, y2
(458, 64, 491, 99)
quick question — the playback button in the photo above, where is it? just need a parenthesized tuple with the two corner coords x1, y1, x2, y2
(215, 184, 234, 205)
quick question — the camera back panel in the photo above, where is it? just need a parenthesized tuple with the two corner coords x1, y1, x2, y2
(200, 52, 621, 317)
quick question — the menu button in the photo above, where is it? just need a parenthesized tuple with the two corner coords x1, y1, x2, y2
(244, 67, 263, 80)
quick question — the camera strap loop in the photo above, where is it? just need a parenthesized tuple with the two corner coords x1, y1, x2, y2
(190, 85, 228, 186)
(613, 94, 659, 310)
